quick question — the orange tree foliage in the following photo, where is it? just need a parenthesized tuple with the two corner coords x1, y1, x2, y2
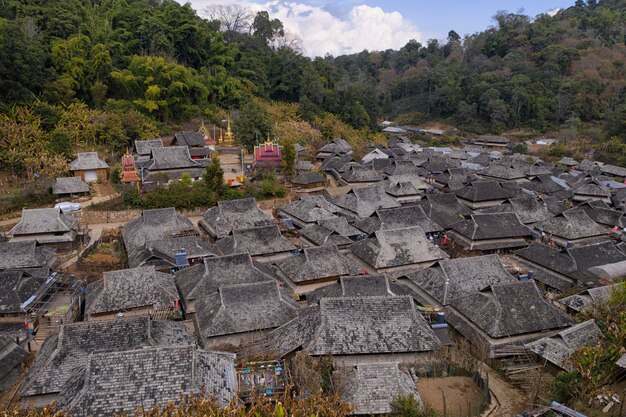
(2, 387, 353, 417)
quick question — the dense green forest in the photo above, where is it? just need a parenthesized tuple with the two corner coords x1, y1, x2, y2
(2, 0, 626, 152)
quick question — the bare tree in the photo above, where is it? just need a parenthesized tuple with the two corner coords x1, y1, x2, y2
(201, 4, 253, 37)
(271, 30, 304, 54)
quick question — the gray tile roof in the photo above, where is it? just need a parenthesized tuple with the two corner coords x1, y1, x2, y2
(477, 196, 554, 224)
(217, 225, 295, 256)
(278, 196, 342, 224)
(0, 335, 28, 379)
(52, 177, 90, 195)
(267, 295, 441, 357)
(376, 205, 443, 234)
(200, 198, 274, 239)
(0, 271, 46, 314)
(195, 281, 298, 339)
(479, 163, 525, 180)
(10, 208, 77, 236)
(136, 235, 217, 269)
(406, 255, 517, 305)
(450, 213, 533, 241)
(69, 152, 109, 170)
(307, 296, 441, 355)
(449, 281, 572, 338)
(173, 131, 205, 147)
(21, 317, 195, 397)
(515, 242, 578, 275)
(300, 224, 356, 247)
(418, 194, 472, 228)
(350, 227, 446, 270)
(85, 266, 180, 319)
(341, 165, 384, 183)
(455, 180, 515, 203)
(147, 146, 201, 170)
(0, 241, 57, 271)
(276, 245, 357, 284)
(134, 139, 164, 156)
(559, 284, 619, 312)
(567, 241, 626, 271)
(318, 139, 353, 155)
(175, 253, 276, 302)
(337, 362, 421, 415)
(332, 185, 401, 218)
(122, 208, 195, 266)
(526, 320, 603, 371)
(340, 275, 394, 297)
(538, 210, 607, 240)
(292, 171, 325, 185)
(58, 345, 236, 417)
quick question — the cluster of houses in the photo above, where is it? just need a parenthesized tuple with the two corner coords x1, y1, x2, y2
(2, 133, 626, 416)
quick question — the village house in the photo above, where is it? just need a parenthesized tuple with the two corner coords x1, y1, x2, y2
(600, 163, 626, 180)
(291, 171, 325, 193)
(122, 208, 198, 269)
(194, 280, 298, 349)
(216, 225, 296, 262)
(417, 193, 473, 228)
(0, 240, 57, 277)
(478, 163, 526, 183)
(56, 346, 236, 417)
(300, 217, 363, 249)
(455, 180, 515, 209)
(84, 266, 181, 321)
(274, 245, 358, 296)
(400, 255, 517, 307)
(134, 138, 164, 161)
(171, 131, 210, 159)
(277, 196, 343, 228)
(133, 235, 217, 270)
(447, 212, 533, 253)
(558, 283, 622, 314)
(445, 280, 573, 358)
(305, 274, 405, 306)
(332, 184, 401, 219)
(0, 335, 28, 383)
(52, 177, 90, 198)
(175, 252, 278, 317)
(354, 205, 443, 237)
(349, 227, 447, 278)
(199, 198, 274, 240)
(335, 362, 422, 415)
(525, 320, 603, 373)
(265, 295, 441, 366)
(574, 200, 624, 228)
(537, 210, 608, 247)
(477, 196, 554, 225)
(340, 164, 385, 185)
(315, 138, 353, 160)
(384, 180, 422, 204)
(9, 208, 84, 251)
(20, 317, 195, 407)
(69, 152, 109, 183)
(473, 135, 511, 148)
(0, 271, 47, 329)
(142, 146, 205, 184)
(572, 183, 612, 203)
(361, 148, 392, 165)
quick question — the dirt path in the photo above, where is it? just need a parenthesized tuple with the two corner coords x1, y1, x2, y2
(418, 376, 484, 416)
(478, 362, 529, 416)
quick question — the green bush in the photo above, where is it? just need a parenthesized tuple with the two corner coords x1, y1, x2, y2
(511, 143, 528, 154)
(390, 395, 439, 417)
(110, 166, 121, 184)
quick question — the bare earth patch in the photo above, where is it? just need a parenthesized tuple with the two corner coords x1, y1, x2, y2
(417, 376, 484, 417)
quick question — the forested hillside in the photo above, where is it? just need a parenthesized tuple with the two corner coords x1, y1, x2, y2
(1, 0, 626, 148)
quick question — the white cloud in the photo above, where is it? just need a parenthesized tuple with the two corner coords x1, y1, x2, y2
(546, 8, 561, 17)
(183, 0, 423, 57)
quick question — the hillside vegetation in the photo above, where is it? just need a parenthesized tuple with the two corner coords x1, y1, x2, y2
(1, 0, 626, 169)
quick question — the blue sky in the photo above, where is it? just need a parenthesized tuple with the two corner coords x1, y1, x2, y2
(322, 0, 576, 38)
(187, 0, 577, 57)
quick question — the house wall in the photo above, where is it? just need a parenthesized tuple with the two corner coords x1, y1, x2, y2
(457, 198, 507, 210)
(252, 252, 292, 264)
(87, 306, 155, 321)
(73, 168, 108, 182)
